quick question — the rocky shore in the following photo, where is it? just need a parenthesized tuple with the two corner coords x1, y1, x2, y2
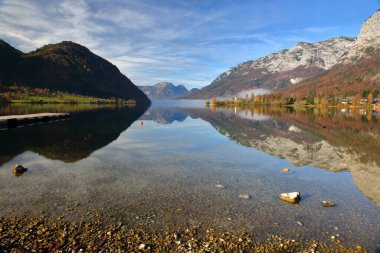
(0, 214, 365, 252)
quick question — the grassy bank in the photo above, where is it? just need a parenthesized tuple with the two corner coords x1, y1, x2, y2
(0, 86, 136, 105)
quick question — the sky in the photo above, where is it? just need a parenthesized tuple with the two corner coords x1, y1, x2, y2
(0, 1, 379, 89)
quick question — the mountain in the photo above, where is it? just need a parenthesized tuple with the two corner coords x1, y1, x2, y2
(280, 10, 380, 98)
(339, 10, 380, 63)
(139, 82, 188, 99)
(280, 50, 380, 98)
(184, 37, 355, 99)
(0, 40, 150, 104)
(181, 88, 200, 98)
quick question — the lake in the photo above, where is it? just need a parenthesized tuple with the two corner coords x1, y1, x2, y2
(0, 101, 379, 251)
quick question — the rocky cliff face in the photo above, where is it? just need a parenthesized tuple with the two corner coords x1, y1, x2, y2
(185, 37, 354, 99)
(281, 10, 380, 98)
(340, 10, 380, 63)
(139, 82, 188, 99)
(229, 37, 354, 76)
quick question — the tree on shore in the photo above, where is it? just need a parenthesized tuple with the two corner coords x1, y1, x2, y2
(368, 92, 374, 105)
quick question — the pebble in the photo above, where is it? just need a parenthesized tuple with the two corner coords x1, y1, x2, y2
(322, 201, 335, 207)
(279, 192, 301, 204)
(138, 243, 145, 250)
(12, 164, 28, 175)
(238, 194, 252, 200)
(356, 245, 363, 251)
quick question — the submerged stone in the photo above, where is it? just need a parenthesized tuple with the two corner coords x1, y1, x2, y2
(279, 192, 301, 204)
(322, 201, 336, 207)
(12, 164, 28, 175)
(238, 194, 252, 200)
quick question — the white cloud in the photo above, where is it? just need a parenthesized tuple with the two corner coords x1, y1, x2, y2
(0, 0, 370, 88)
(0, 0, 105, 50)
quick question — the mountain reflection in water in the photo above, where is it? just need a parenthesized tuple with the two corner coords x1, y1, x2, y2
(141, 105, 380, 206)
(0, 103, 379, 250)
(140, 107, 188, 124)
(1, 104, 379, 206)
(185, 106, 380, 206)
(0, 105, 147, 165)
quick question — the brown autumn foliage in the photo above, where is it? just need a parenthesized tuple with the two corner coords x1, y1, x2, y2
(279, 49, 380, 98)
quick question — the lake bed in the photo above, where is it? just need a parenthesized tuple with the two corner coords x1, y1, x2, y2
(0, 102, 379, 251)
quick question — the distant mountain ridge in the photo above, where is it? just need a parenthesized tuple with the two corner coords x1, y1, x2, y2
(186, 9, 380, 100)
(0, 40, 150, 103)
(280, 9, 380, 97)
(139, 82, 188, 99)
(184, 37, 355, 99)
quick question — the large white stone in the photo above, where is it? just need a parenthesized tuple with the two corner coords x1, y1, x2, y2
(279, 192, 301, 203)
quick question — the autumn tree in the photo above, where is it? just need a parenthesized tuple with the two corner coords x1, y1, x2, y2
(2, 92, 12, 102)
(373, 90, 379, 98)
(352, 94, 361, 106)
(368, 92, 374, 105)
(362, 90, 368, 99)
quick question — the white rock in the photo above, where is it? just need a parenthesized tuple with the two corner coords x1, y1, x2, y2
(238, 194, 252, 200)
(288, 125, 302, 133)
(290, 78, 304, 84)
(279, 192, 301, 203)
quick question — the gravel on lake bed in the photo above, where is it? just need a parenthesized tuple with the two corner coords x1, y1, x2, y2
(0, 214, 366, 252)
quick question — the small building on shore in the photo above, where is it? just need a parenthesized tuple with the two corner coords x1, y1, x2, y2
(340, 100, 352, 106)
(359, 99, 368, 105)
(373, 102, 380, 111)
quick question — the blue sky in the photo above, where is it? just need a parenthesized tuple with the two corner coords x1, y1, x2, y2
(0, 0, 379, 89)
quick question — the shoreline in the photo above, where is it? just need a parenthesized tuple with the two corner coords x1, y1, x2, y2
(0, 89, 138, 105)
(0, 215, 366, 252)
(1, 100, 137, 105)
(206, 102, 379, 111)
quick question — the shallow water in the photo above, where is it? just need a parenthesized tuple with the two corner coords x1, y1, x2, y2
(0, 102, 379, 250)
